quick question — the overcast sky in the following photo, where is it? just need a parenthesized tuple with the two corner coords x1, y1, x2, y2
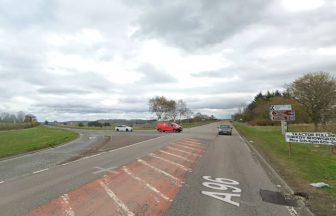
(1, 0, 336, 121)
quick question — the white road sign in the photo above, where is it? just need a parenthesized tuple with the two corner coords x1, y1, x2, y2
(270, 104, 292, 111)
(285, 132, 336, 145)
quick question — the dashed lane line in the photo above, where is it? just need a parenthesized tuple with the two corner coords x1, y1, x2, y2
(99, 178, 135, 216)
(165, 146, 200, 156)
(149, 153, 191, 172)
(61, 194, 75, 216)
(33, 168, 49, 174)
(122, 166, 172, 202)
(159, 150, 193, 163)
(137, 159, 183, 187)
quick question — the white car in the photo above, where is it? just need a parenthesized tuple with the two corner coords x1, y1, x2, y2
(114, 125, 133, 132)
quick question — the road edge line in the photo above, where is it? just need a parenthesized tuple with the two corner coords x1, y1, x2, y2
(234, 126, 314, 216)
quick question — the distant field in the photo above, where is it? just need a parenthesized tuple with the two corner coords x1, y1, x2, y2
(234, 122, 336, 216)
(0, 126, 79, 159)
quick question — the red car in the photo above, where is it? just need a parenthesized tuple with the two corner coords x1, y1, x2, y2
(156, 122, 183, 132)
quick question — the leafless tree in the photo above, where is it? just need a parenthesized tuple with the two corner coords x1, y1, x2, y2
(289, 72, 336, 130)
(149, 96, 169, 120)
(177, 99, 187, 123)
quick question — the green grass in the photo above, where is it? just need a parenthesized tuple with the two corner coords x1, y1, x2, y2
(234, 122, 336, 216)
(0, 126, 79, 159)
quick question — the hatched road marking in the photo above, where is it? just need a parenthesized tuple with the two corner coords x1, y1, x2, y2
(159, 150, 193, 162)
(165, 146, 200, 156)
(26, 138, 205, 216)
(137, 159, 183, 186)
(173, 143, 203, 151)
(122, 166, 172, 202)
(149, 153, 191, 172)
(99, 178, 135, 216)
(60, 194, 75, 216)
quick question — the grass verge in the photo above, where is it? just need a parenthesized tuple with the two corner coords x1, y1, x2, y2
(0, 126, 79, 159)
(234, 122, 336, 216)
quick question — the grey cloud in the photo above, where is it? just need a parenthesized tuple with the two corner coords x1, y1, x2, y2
(136, 63, 177, 84)
(187, 96, 251, 110)
(133, 0, 271, 50)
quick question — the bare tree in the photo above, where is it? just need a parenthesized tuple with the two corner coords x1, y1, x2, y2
(177, 99, 187, 123)
(149, 96, 169, 120)
(165, 100, 177, 121)
(289, 72, 336, 130)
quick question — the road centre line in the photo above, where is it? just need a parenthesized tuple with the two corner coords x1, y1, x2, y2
(165, 146, 200, 156)
(137, 159, 183, 186)
(99, 179, 135, 216)
(159, 150, 193, 162)
(149, 153, 191, 171)
(172, 144, 203, 151)
(33, 168, 49, 174)
(83, 153, 103, 160)
(122, 166, 172, 202)
(61, 194, 75, 216)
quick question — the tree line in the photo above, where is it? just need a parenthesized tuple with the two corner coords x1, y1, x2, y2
(233, 72, 336, 130)
(0, 111, 37, 123)
(0, 111, 39, 130)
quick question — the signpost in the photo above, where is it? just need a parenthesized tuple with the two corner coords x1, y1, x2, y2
(270, 104, 294, 156)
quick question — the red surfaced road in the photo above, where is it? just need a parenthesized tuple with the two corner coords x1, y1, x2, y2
(27, 138, 205, 216)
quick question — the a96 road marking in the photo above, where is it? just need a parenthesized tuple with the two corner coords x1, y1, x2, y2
(201, 176, 241, 207)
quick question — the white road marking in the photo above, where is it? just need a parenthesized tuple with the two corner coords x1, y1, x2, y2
(175, 142, 203, 149)
(172, 144, 203, 151)
(93, 166, 117, 174)
(0, 181, 4, 184)
(61, 194, 75, 216)
(201, 176, 242, 207)
(33, 168, 49, 174)
(159, 150, 193, 162)
(122, 166, 172, 202)
(165, 146, 200, 156)
(181, 139, 202, 145)
(137, 159, 183, 186)
(286, 206, 298, 216)
(83, 153, 102, 159)
(99, 179, 135, 216)
(149, 153, 191, 171)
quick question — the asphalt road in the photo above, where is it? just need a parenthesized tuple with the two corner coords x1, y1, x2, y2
(0, 123, 310, 216)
